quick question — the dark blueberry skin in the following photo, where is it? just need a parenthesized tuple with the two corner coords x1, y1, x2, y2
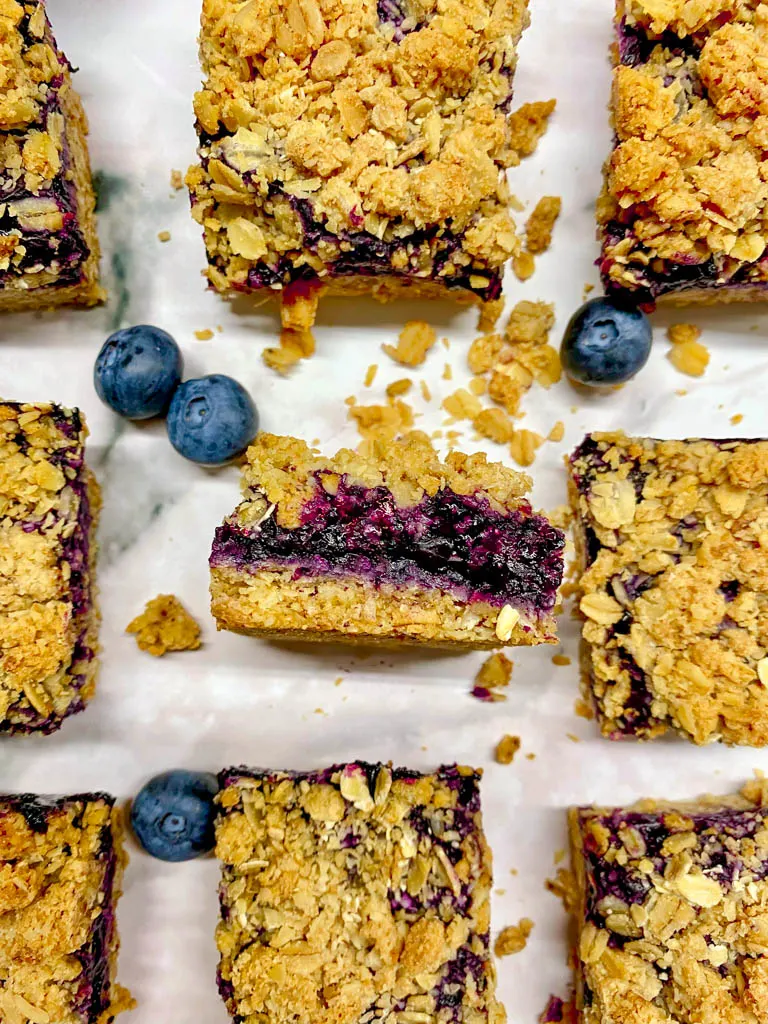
(130, 770, 219, 862)
(167, 374, 259, 465)
(94, 325, 183, 420)
(561, 297, 652, 386)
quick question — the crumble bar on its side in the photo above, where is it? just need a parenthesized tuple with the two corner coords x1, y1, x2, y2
(0, 402, 100, 733)
(187, 0, 530, 327)
(0, 792, 133, 1024)
(210, 431, 564, 649)
(215, 762, 506, 1024)
(0, 1, 102, 312)
(568, 432, 768, 745)
(569, 779, 768, 1024)
(599, 1, 768, 306)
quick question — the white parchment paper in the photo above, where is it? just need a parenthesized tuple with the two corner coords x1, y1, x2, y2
(2, 1, 768, 1020)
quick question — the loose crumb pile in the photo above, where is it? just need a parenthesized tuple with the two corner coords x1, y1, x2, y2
(494, 919, 534, 957)
(495, 734, 521, 764)
(666, 323, 710, 377)
(383, 320, 437, 367)
(126, 595, 202, 657)
(471, 651, 513, 702)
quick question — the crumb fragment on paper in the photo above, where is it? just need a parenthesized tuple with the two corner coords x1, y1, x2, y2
(494, 919, 534, 957)
(495, 734, 521, 764)
(126, 595, 201, 657)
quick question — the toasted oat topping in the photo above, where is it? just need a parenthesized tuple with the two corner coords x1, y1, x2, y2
(126, 594, 202, 657)
(570, 781, 768, 1024)
(569, 432, 768, 745)
(600, 1, 768, 298)
(189, 0, 530, 303)
(0, 1, 61, 131)
(215, 763, 506, 1024)
(0, 794, 130, 1024)
(240, 431, 533, 528)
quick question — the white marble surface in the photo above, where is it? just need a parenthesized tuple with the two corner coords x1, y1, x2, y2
(1, 0, 768, 1021)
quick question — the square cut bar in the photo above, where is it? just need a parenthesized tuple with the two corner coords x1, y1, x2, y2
(210, 432, 564, 648)
(598, 0, 768, 305)
(187, 0, 529, 328)
(215, 762, 506, 1024)
(0, 1, 102, 312)
(568, 432, 768, 746)
(0, 402, 100, 733)
(569, 779, 768, 1024)
(0, 792, 132, 1024)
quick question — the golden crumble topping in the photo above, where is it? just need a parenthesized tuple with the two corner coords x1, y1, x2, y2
(239, 431, 532, 529)
(569, 432, 768, 745)
(570, 780, 768, 1024)
(0, 794, 131, 1024)
(126, 594, 202, 657)
(0, 403, 99, 733)
(215, 764, 506, 1024)
(601, 0, 768, 299)
(188, 0, 530, 315)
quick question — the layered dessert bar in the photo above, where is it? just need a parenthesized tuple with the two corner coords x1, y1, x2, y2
(0, 792, 132, 1024)
(210, 432, 564, 648)
(187, 0, 529, 327)
(215, 762, 506, 1024)
(0, 1, 102, 311)
(598, 1, 768, 305)
(568, 432, 768, 745)
(0, 402, 100, 733)
(569, 780, 768, 1024)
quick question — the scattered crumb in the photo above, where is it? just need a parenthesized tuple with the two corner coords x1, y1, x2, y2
(508, 99, 557, 161)
(157, 230, 171, 243)
(731, 413, 744, 425)
(510, 868, 518, 876)
(667, 323, 709, 377)
(126, 595, 201, 657)
(566, 732, 580, 743)
(495, 734, 521, 764)
(349, 398, 413, 443)
(486, 301, 560, 418)
(552, 654, 571, 667)
(471, 652, 513, 702)
(546, 868, 578, 913)
(441, 337, 450, 349)
(217, 325, 223, 332)
(574, 698, 594, 720)
(364, 364, 378, 387)
(442, 388, 483, 420)
(442, 363, 453, 381)
(526, 196, 562, 255)
(494, 919, 534, 957)
(263, 326, 316, 374)
(474, 407, 515, 444)
(345, 396, 357, 407)
(386, 378, 413, 399)
(510, 428, 545, 467)
(334, 677, 343, 686)
(313, 707, 326, 716)
(477, 298, 505, 333)
(469, 376, 487, 396)
(495, 888, 507, 896)
(420, 380, 431, 402)
(548, 420, 565, 443)
(468, 333, 503, 375)
(194, 328, 214, 341)
(170, 168, 184, 190)
(512, 251, 535, 281)
(675, 388, 688, 396)
(582, 283, 595, 298)
(525, 753, 536, 761)
(554, 849, 566, 865)
(383, 320, 436, 367)
(667, 323, 701, 346)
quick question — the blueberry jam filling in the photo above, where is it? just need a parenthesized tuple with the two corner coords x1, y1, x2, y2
(212, 475, 564, 614)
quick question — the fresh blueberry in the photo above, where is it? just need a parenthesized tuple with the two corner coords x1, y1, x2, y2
(561, 297, 652, 386)
(130, 769, 218, 862)
(94, 325, 183, 419)
(166, 374, 258, 465)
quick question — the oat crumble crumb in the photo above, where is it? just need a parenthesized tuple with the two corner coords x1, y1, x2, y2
(552, 654, 572, 667)
(566, 732, 580, 743)
(385, 378, 413, 399)
(510, 428, 545, 467)
(382, 320, 437, 368)
(420, 380, 432, 402)
(667, 323, 701, 346)
(474, 407, 515, 444)
(512, 251, 535, 281)
(443, 363, 453, 381)
(157, 230, 171, 243)
(334, 676, 343, 686)
(195, 328, 214, 341)
(477, 298, 505, 333)
(469, 376, 487, 396)
(442, 388, 483, 420)
(548, 420, 565, 443)
(526, 196, 562, 255)
(364, 363, 378, 387)
(668, 336, 710, 377)
(475, 652, 513, 691)
(495, 733, 521, 764)
(508, 99, 557, 160)
(731, 413, 744, 425)
(525, 753, 536, 761)
(126, 594, 202, 657)
(494, 919, 534, 957)
(170, 168, 183, 190)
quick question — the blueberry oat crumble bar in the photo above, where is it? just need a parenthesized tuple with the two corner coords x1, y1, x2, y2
(187, 0, 529, 328)
(0, 792, 132, 1024)
(569, 777, 768, 1024)
(210, 432, 564, 648)
(0, 1, 102, 312)
(569, 432, 768, 745)
(215, 762, 505, 1024)
(599, 0, 768, 305)
(0, 402, 100, 733)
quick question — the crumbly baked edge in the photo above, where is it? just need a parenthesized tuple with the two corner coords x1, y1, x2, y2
(210, 564, 555, 648)
(0, 75, 103, 313)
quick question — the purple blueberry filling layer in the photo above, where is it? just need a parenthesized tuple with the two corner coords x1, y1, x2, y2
(211, 476, 565, 615)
